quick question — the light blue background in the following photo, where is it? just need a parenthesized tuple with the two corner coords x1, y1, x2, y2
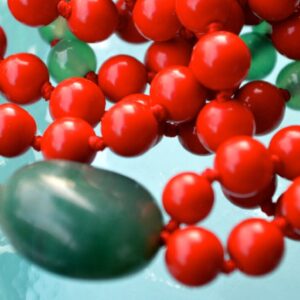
(0, 1, 300, 299)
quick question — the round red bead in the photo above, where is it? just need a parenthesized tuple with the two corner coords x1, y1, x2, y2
(269, 126, 300, 180)
(0, 27, 7, 59)
(41, 118, 97, 163)
(215, 136, 274, 197)
(165, 227, 224, 286)
(150, 66, 206, 123)
(163, 173, 214, 224)
(0, 104, 36, 157)
(190, 31, 251, 90)
(228, 219, 284, 276)
(49, 77, 106, 127)
(98, 55, 148, 103)
(0, 53, 49, 104)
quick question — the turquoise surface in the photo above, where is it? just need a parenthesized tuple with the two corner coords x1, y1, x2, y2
(0, 1, 300, 299)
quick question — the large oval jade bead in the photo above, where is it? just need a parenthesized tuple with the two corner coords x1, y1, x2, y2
(0, 161, 163, 279)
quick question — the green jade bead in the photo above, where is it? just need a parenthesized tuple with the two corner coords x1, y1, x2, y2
(277, 61, 300, 110)
(48, 38, 97, 83)
(39, 17, 75, 44)
(0, 161, 163, 279)
(252, 21, 272, 36)
(241, 32, 277, 80)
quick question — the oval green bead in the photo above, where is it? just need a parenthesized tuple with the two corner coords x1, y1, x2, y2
(0, 161, 163, 279)
(48, 38, 97, 83)
(39, 17, 75, 44)
(276, 61, 300, 110)
(241, 32, 277, 80)
(252, 21, 272, 36)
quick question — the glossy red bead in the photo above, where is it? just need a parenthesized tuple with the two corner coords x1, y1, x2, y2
(196, 100, 255, 152)
(150, 66, 206, 123)
(228, 219, 284, 276)
(190, 31, 251, 90)
(101, 99, 159, 156)
(133, 0, 181, 41)
(215, 136, 274, 197)
(145, 39, 193, 75)
(98, 55, 148, 103)
(269, 126, 300, 180)
(8, 0, 59, 26)
(0, 27, 7, 59)
(178, 121, 211, 156)
(0, 53, 49, 104)
(41, 118, 97, 163)
(165, 227, 224, 286)
(248, 0, 298, 22)
(163, 173, 214, 224)
(0, 104, 36, 157)
(272, 13, 300, 60)
(67, 0, 119, 43)
(49, 77, 106, 127)
(236, 81, 286, 135)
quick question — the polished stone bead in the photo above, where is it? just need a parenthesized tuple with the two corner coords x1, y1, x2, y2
(39, 17, 75, 44)
(277, 61, 300, 110)
(0, 161, 163, 279)
(252, 21, 272, 36)
(48, 38, 97, 83)
(241, 32, 277, 80)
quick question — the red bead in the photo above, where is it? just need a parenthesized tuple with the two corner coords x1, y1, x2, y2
(215, 136, 274, 197)
(269, 126, 300, 180)
(145, 39, 193, 75)
(163, 173, 214, 224)
(41, 118, 97, 163)
(248, 0, 298, 22)
(8, 0, 59, 26)
(0, 27, 7, 59)
(190, 31, 251, 90)
(0, 104, 36, 157)
(272, 13, 300, 60)
(98, 55, 148, 103)
(175, 0, 244, 35)
(150, 66, 206, 123)
(67, 0, 119, 43)
(196, 100, 255, 152)
(242, 3, 262, 25)
(0, 53, 49, 104)
(49, 77, 106, 127)
(101, 99, 159, 156)
(236, 81, 286, 135)
(133, 0, 181, 41)
(178, 121, 211, 155)
(228, 219, 284, 276)
(165, 227, 224, 286)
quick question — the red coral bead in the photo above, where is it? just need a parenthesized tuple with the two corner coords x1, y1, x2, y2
(236, 81, 286, 135)
(215, 136, 274, 197)
(0, 53, 49, 104)
(228, 219, 284, 276)
(272, 13, 300, 60)
(67, 0, 119, 43)
(0, 104, 36, 157)
(145, 39, 193, 75)
(49, 77, 106, 127)
(8, 0, 60, 26)
(178, 121, 211, 155)
(242, 3, 262, 25)
(163, 173, 214, 224)
(101, 99, 159, 156)
(150, 66, 206, 123)
(269, 126, 300, 180)
(41, 118, 97, 163)
(190, 31, 251, 90)
(165, 227, 224, 286)
(0, 27, 7, 59)
(133, 0, 181, 41)
(248, 0, 298, 22)
(196, 100, 255, 152)
(98, 55, 148, 103)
